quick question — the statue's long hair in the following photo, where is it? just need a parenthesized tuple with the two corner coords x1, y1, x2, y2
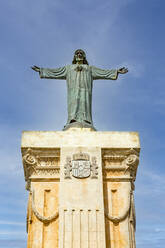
(72, 49, 89, 65)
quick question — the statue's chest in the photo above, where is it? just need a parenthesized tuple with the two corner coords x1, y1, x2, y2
(69, 65, 91, 77)
(67, 66, 92, 90)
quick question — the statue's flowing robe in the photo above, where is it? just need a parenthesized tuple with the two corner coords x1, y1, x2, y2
(40, 64, 118, 127)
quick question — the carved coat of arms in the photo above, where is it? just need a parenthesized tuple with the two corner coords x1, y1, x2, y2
(72, 153, 90, 178)
(64, 153, 98, 179)
(72, 160, 90, 178)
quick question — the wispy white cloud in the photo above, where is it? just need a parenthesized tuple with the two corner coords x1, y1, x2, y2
(0, 230, 26, 236)
(0, 221, 25, 226)
(155, 227, 165, 233)
(0, 239, 26, 248)
(136, 224, 165, 248)
(136, 169, 165, 196)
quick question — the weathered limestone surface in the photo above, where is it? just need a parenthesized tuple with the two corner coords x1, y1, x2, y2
(22, 129, 140, 148)
(21, 128, 140, 248)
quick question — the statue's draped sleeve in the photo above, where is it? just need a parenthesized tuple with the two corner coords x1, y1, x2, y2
(91, 66, 118, 80)
(39, 66, 67, 79)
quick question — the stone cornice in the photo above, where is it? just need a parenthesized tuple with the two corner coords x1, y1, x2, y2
(22, 148, 60, 190)
(102, 148, 140, 183)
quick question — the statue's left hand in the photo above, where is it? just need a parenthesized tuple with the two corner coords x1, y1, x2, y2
(118, 67, 128, 74)
(31, 65, 40, 72)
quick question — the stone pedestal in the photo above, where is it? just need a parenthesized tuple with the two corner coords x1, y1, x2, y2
(21, 128, 140, 248)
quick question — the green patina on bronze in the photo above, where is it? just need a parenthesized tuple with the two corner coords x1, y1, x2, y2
(32, 49, 128, 130)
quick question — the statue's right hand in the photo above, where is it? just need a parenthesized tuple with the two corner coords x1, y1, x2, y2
(31, 65, 40, 72)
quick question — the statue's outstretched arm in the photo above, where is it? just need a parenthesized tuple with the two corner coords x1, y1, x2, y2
(31, 65, 67, 80)
(92, 66, 128, 80)
(31, 65, 40, 72)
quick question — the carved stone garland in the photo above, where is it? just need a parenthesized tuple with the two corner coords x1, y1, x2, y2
(64, 157, 72, 179)
(105, 190, 132, 224)
(31, 190, 59, 224)
(104, 148, 139, 225)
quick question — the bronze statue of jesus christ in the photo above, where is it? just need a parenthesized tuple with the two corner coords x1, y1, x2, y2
(32, 49, 128, 130)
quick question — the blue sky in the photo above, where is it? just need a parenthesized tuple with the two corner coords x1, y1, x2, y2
(0, 0, 165, 247)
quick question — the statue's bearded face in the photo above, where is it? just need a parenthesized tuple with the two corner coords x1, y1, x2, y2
(72, 49, 88, 65)
(75, 50, 85, 62)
